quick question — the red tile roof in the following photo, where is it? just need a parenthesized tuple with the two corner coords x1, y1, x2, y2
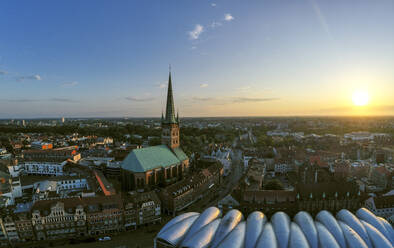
(309, 156, 328, 168)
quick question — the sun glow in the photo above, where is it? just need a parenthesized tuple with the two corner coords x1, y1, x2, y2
(352, 91, 369, 106)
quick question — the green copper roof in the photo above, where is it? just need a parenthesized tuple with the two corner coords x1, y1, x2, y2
(122, 145, 181, 172)
(164, 71, 177, 124)
(173, 147, 188, 162)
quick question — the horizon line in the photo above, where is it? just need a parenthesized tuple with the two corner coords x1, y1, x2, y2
(1, 114, 394, 120)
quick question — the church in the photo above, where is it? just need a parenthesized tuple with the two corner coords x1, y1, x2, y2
(121, 71, 189, 191)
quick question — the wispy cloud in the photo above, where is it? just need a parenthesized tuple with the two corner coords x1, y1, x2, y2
(191, 46, 197, 50)
(189, 24, 204, 40)
(0, 70, 8, 75)
(155, 82, 166, 88)
(232, 97, 279, 103)
(0, 98, 77, 103)
(236, 86, 251, 91)
(211, 3, 216, 7)
(125, 96, 155, 102)
(191, 96, 279, 104)
(0, 99, 40, 103)
(61, 81, 78, 87)
(320, 105, 394, 113)
(308, 0, 332, 39)
(17, 74, 42, 81)
(224, 13, 234, 21)
(210, 21, 222, 28)
(192, 97, 215, 101)
(49, 98, 78, 103)
(200, 83, 209, 88)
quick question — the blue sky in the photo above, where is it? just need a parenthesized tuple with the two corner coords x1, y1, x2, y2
(0, 0, 393, 118)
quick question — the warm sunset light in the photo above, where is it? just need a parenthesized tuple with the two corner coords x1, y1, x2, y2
(352, 91, 369, 106)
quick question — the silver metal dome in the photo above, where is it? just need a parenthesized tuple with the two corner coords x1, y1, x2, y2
(154, 207, 394, 248)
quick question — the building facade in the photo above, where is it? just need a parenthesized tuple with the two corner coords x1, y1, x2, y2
(20, 161, 67, 176)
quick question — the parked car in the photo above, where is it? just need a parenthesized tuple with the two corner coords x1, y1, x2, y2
(98, 236, 111, 242)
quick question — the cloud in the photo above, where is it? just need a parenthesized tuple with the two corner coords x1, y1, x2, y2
(191, 46, 197, 50)
(321, 105, 394, 113)
(224, 13, 234, 21)
(200, 83, 209, 88)
(192, 97, 215, 101)
(189, 24, 204, 40)
(17, 74, 42, 81)
(61, 81, 78, 87)
(211, 3, 216, 7)
(155, 82, 166, 88)
(49, 98, 78, 103)
(210, 21, 222, 28)
(309, 0, 332, 40)
(125, 96, 155, 102)
(232, 97, 279, 103)
(235, 86, 251, 91)
(0, 98, 77, 103)
(0, 70, 8, 75)
(0, 99, 40, 103)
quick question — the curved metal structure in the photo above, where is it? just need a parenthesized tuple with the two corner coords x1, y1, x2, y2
(294, 211, 318, 248)
(154, 207, 394, 248)
(245, 211, 267, 247)
(316, 210, 346, 248)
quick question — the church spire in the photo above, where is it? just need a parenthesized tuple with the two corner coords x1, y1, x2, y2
(164, 68, 177, 124)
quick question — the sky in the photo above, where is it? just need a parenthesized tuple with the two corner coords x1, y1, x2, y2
(0, 0, 393, 118)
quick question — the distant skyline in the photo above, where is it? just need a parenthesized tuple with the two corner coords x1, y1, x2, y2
(0, 0, 393, 118)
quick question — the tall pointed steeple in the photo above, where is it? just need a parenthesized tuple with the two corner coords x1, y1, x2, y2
(164, 68, 177, 124)
(161, 67, 180, 149)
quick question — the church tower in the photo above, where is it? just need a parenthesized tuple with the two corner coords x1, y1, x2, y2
(161, 70, 180, 149)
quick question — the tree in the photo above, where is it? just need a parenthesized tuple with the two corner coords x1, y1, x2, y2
(264, 179, 284, 190)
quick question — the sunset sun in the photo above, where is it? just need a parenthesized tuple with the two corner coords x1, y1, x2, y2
(352, 91, 369, 106)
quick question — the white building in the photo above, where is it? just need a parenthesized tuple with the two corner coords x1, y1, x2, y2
(274, 163, 293, 174)
(344, 132, 390, 142)
(22, 161, 67, 176)
(0, 174, 22, 206)
(0, 148, 11, 160)
(57, 178, 88, 191)
(78, 157, 114, 167)
(205, 148, 232, 176)
(33, 178, 89, 201)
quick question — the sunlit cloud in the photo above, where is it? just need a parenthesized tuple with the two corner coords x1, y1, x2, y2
(188, 24, 204, 40)
(232, 97, 279, 103)
(200, 83, 209, 88)
(224, 13, 234, 21)
(125, 96, 155, 102)
(320, 105, 394, 113)
(211, 3, 216, 7)
(192, 97, 215, 101)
